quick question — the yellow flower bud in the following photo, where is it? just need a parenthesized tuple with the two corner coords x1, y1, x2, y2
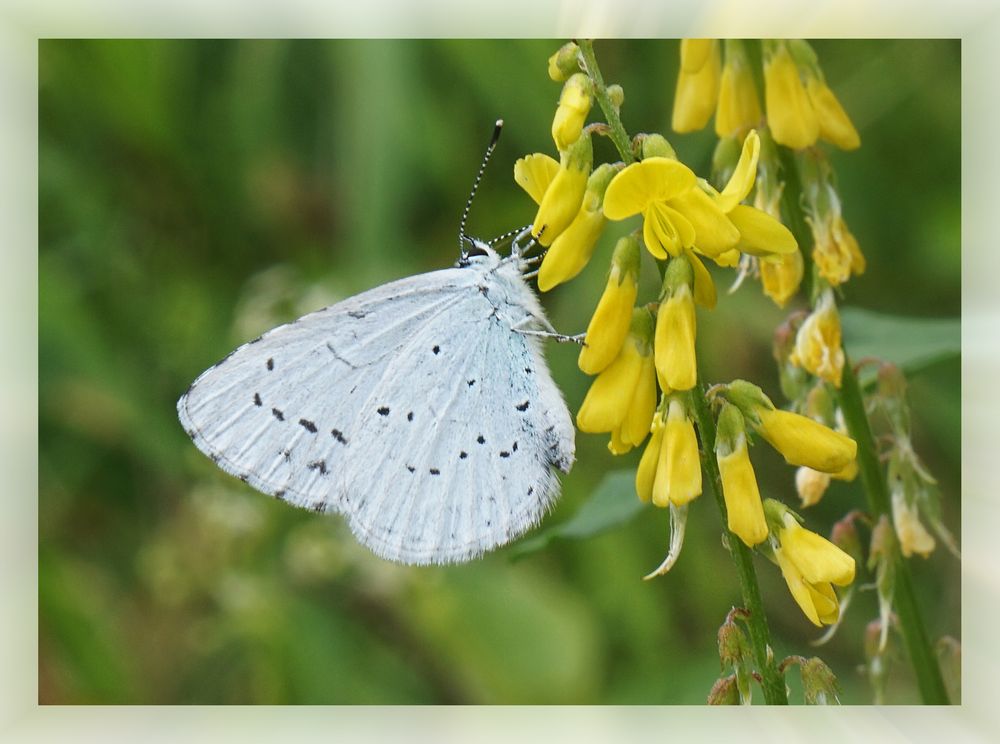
(636, 412, 666, 502)
(806, 76, 860, 150)
(654, 277, 697, 392)
(716, 41, 762, 138)
(672, 39, 721, 133)
(532, 133, 592, 246)
(789, 290, 845, 387)
(538, 163, 618, 292)
(718, 444, 768, 547)
(760, 249, 804, 308)
(552, 73, 594, 150)
(547, 41, 580, 82)
(892, 483, 936, 558)
(764, 42, 818, 150)
(578, 235, 641, 374)
(796, 466, 831, 508)
(651, 398, 702, 507)
(756, 407, 857, 474)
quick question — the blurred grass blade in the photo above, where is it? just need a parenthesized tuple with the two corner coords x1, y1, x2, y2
(510, 470, 647, 558)
(840, 307, 959, 383)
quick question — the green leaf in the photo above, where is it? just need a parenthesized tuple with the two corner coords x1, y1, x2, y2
(509, 469, 647, 558)
(840, 307, 959, 383)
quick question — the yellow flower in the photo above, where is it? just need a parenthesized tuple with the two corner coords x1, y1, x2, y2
(807, 76, 860, 150)
(756, 407, 857, 474)
(603, 130, 796, 272)
(789, 290, 845, 387)
(796, 467, 831, 508)
(891, 482, 936, 558)
(577, 308, 654, 437)
(578, 234, 640, 374)
(760, 249, 804, 308)
(810, 206, 865, 287)
(774, 511, 855, 626)
(609, 345, 657, 454)
(764, 41, 818, 150)
(716, 41, 762, 138)
(716, 404, 768, 546)
(651, 398, 702, 507)
(513, 133, 592, 247)
(552, 73, 593, 150)
(672, 39, 720, 133)
(537, 163, 618, 292)
(636, 412, 666, 503)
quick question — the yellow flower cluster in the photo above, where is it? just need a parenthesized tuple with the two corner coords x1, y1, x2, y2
(515, 42, 862, 628)
(673, 40, 762, 139)
(672, 39, 860, 152)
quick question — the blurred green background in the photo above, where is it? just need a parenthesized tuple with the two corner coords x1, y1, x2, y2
(39, 39, 960, 704)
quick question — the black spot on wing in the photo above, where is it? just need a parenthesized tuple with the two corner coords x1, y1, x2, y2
(253, 392, 262, 407)
(307, 459, 328, 475)
(331, 428, 348, 445)
(272, 408, 284, 421)
(299, 418, 317, 433)
(432, 345, 440, 355)
(266, 358, 274, 371)
(407, 411, 414, 422)
(459, 451, 468, 459)
(477, 435, 485, 444)
(429, 468, 440, 475)
(377, 406, 390, 416)
(516, 400, 530, 411)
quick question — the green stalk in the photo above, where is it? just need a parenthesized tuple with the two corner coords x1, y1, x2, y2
(770, 136, 949, 705)
(690, 386, 789, 705)
(578, 38, 787, 705)
(839, 363, 950, 704)
(577, 40, 636, 165)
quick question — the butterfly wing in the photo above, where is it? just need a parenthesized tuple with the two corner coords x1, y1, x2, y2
(177, 269, 477, 512)
(342, 270, 575, 564)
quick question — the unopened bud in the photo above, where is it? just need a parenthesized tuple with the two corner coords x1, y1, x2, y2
(547, 42, 581, 81)
(800, 657, 840, 705)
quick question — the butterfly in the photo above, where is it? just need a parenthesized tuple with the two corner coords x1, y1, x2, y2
(177, 121, 577, 565)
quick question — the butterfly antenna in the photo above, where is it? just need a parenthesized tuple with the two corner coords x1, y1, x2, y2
(459, 119, 504, 257)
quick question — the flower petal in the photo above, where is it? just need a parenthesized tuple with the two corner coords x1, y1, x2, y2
(603, 158, 696, 221)
(715, 130, 760, 213)
(514, 153, 559, 205)
(668, 187, 740, 256)
(685, 249, 717, 309)
(728, 204, 798, 256)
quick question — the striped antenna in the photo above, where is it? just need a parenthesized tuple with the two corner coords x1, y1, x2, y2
(459, 119, 504, 256)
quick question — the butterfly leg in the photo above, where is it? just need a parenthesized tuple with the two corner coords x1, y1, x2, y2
(511, 316, 586, 345)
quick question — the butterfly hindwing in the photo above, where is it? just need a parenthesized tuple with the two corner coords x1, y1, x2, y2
(343, 267, 574, 564)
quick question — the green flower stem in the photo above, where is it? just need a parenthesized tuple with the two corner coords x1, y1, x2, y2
(577, 40, 636, 165)
(690, 385, 789, 705)
(580, 38, 786, 705)
(774, 140, 950, 704)
(839, 362, 951, 704)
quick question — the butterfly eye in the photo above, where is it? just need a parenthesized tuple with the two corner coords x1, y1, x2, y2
(466, 244, 489, 258)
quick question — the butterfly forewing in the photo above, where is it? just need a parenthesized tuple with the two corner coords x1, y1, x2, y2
(178, 269, 475, 510)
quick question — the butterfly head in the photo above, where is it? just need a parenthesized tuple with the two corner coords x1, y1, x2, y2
(457, 237, 501, 268)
